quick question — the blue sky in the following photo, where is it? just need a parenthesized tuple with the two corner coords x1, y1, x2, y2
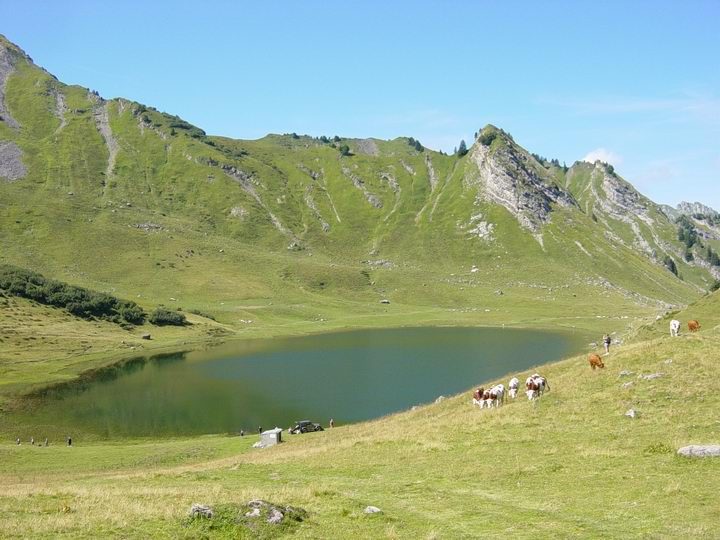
(2, 0, 719, 208)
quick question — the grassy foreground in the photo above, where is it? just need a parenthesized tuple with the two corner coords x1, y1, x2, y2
(1, 306, 718, 538)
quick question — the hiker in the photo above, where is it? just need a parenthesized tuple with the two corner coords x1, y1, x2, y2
(15, 437, 20, 445)
(258, 426, 263, 434)
(602, 333, 611, 355)
(240, 430, 245, 437)
(67, 437, 72, 447)
(30, 437, 34, 445)
(329, 418, 335, 428)
(44, 438, 48, 447)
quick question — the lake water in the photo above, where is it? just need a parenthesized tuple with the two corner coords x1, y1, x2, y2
(17, 327, 585, 438)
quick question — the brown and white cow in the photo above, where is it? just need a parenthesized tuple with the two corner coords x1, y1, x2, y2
(688, 320, 701, 332)
(525, 374, 549, 400)
(472, 387, 484, 407)
(589, 353, 605, 370)
(479, 384, 505, 408)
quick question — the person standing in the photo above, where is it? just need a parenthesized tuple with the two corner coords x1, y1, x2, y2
(329, 418, 335, 428)
(603, 333, 612, 355)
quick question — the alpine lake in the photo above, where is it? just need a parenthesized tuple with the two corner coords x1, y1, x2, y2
(13, 327, 587, 439)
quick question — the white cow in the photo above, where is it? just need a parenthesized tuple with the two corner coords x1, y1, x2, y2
(508, 377, 520, 399)
(670, 319, 680, 337)
(491, 384, 505, 407)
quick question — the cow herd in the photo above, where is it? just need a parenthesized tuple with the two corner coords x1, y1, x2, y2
(472, 373, 549, 409)
(472, 317, 701, 410)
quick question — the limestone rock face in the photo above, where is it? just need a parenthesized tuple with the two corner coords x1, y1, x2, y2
(468, 129, 577, 239)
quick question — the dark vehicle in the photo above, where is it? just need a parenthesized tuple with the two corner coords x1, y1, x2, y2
(290, 420, 324, 434)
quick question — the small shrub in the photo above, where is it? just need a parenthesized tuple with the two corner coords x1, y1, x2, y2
(188, 309, 216, 321)
(643, 442, 673, 455)
(149, 306, 187, 326)
(478, 131, 497, 146)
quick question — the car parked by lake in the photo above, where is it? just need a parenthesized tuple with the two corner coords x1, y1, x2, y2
(290, 420, 324, 434)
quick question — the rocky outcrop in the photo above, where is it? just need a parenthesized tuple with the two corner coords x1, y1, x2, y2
(677, 445, 720, 458)
(52, 87, 68, 134)
(0, 141, 26, 181)
(677, 201, 719, 218)
(0, 38, 23, 129)
(354, 138, 379, 156)
(222, 164, 295, 238)
(425, 154, 438, 191)
(342, 166, 382, 208)
(469, 133, 577, 238)
(91, 97, 118, 181)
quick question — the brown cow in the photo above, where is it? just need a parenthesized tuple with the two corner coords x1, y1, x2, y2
(589, 353, 605, 370)
(688, 320, 701, 332)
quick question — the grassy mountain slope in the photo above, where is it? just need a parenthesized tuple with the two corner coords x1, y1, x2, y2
(1, 302, 718, 538)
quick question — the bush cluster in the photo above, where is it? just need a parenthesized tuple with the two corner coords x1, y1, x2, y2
(148, 306, 187, 326)
(0, 265, 145, 325)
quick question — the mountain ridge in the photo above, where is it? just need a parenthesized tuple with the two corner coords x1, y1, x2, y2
(1, 34, 718, 337)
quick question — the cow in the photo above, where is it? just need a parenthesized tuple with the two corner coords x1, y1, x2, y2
(589, 353, 605, 370)
(688, 320, 701, 332)
(508, 377, 520, 399)
(472, 387, 484, 407)
(669, 319, 680, 337)
(478, 384, 505, 408)
(526, 374, 549, 400)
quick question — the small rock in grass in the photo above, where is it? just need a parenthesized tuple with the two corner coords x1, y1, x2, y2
(625, 409, 639, 419)
(619, 370, 634, 377)
(664, 358, 673, 364)
(364, 505, 382, 514)
(641, 373, 664, 380)
(622, 382, 634, 389)
(141, 333, 151, 340)
(268, 508, 284, 524)
(188, 503, 213, 519)
(677, 445, 720, 458)
(435, 395, 445, 403)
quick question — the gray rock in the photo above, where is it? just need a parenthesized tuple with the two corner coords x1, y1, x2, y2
(619, 370, 634, 377)
(188, 503, 214, 519)
(364, 505, 382, 514)
(141, 333, 151, 340)
(380, 299, 390, 304)
(677, 445, 720, 458)
(625, 408, 639, 419)
(0, 141, 27, 181)
(664, 358, 673, 364)
(267, 508, 284, 524)
(622, 382, 634, 389)
(435, 395, 445, 403)
(641, 373, 664, 380)
(243, 500, 307, 524)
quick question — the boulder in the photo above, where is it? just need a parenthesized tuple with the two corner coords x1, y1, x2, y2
(380, 299, 390, 304)
(188, 503, 213, 519)
(625, 408, 639, 419)
(364, 505, 382, 514)
(141, 333, 151, 340)
(677, 445, 720, 458)
(435, 395, 446, 403)
(242, 500, 307, 524)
